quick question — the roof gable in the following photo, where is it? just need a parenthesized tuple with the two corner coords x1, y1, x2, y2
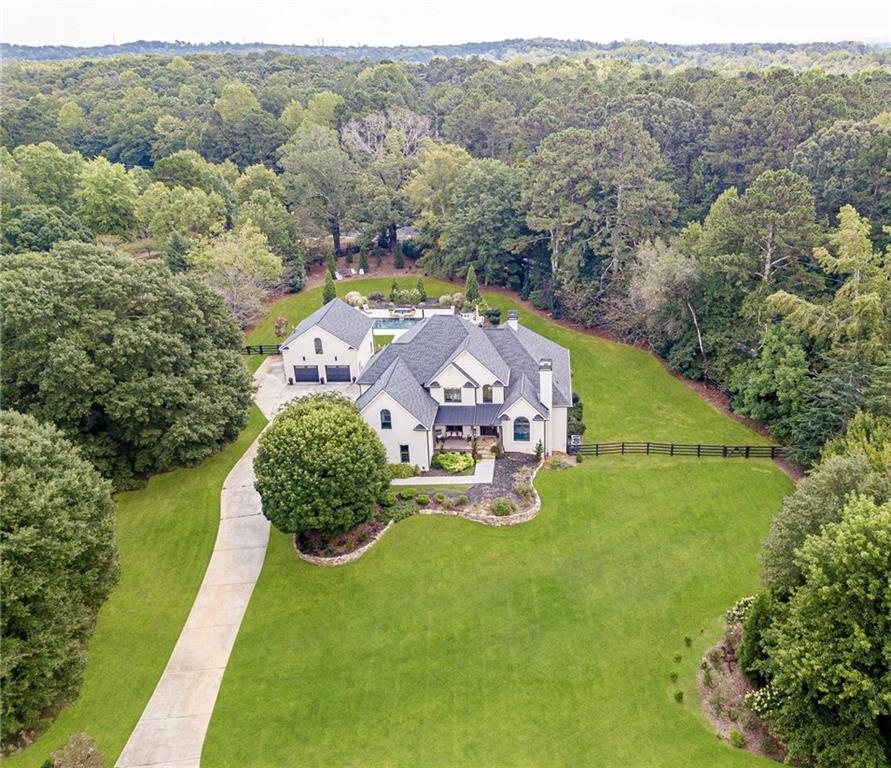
(281, 298, 374, 349)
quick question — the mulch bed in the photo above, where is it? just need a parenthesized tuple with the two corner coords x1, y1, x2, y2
(467, 453, 537, 506)
(699, 625, 785, 762)
(295, 519, 387, 558)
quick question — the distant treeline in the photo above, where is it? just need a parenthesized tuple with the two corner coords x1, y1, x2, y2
(3, 38, 890, 71)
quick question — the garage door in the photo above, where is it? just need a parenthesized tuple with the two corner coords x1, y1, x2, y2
(293, 365, 319, 382)
(325, 365, 352, 382)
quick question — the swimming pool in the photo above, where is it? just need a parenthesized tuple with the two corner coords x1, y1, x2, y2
(373, 317, 424, 330)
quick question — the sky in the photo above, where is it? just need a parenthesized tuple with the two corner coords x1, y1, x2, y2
(3, 0, 889, 48)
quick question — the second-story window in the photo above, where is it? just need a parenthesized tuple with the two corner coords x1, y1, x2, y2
(380, 409, 392, 429)
(314, 337, 323, 355)
(482, 384, 493, 403)
(444, 388, 461, 403)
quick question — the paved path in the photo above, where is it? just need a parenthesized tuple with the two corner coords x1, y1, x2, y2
(391, 458, 495, 486)
(117, 359, 352, 768)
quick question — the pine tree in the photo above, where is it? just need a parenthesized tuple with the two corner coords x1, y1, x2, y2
(464, 265, 481, 304)
(326, 252, 336, 278)
(358, 252, 369, 272)
(416, 277, 427, 302)
(164, 231, 190, 274)
(394, 242, 405, 269)
(390, 278, 399, 302)
(323, 271, 336, 305)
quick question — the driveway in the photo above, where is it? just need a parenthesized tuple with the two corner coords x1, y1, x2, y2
(116, 356, 352, 768)
(254, 356, 359, 419)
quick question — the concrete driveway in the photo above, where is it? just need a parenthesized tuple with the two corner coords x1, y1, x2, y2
(116, 356, 355, 768)
(254, 356, 359, 419)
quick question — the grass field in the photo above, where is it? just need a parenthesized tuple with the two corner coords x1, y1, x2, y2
(202, 281, 791, 767)
(7, 407, 267, 767)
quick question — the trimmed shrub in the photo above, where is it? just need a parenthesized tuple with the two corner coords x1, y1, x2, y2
(729, 730, 745, 748)
(455, 495, 469, 506)
(387, 463, 417, 479)
(491, 497, 516, 516)
(431, 452, 474, 474)
(674, 690, 684, 703)
(398, 488, 416, 500)
(513, 483, 535, 501)
(415, 494, 430, 505)
(254, 393, 388, 535)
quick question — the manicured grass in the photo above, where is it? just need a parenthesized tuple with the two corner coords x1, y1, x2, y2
(374, 333, 395, 351)
(203, 283, 791, 767)
(7, 407, 266, 767)
(393, 483, 474, 495)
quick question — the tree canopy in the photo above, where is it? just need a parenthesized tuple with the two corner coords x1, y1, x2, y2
(1, 243, 253, 487)
(0, 410, 118, 745)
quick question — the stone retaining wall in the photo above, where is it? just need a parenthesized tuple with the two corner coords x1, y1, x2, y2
(295, 463, 546, 566)
(294, 520, 393, 567)
(420, 461, 543, 527)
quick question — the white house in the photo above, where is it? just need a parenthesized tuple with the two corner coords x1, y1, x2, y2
(279, 298, 375, 383)
(354, 309, 572, 470)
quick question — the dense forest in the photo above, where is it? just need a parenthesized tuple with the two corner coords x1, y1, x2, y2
(4, 38, 890, 72)
(2, 50, 890, 466)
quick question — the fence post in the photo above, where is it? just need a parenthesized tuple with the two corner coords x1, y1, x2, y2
(669, 443, 674, 456)
(595, 444, 599, 457)
(646, 441, 650, 455)
(771, 446, 776, 459)
(621, 442, 625, 455)
(723, 445, 727, 457)
(745, 446, 750, 459)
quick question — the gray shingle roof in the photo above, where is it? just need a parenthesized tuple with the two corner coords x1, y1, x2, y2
(356, 313, 572, 423)
(485, 325, 572, 409)
(355, 358, 439, 428)
(281, 298, 374, 350)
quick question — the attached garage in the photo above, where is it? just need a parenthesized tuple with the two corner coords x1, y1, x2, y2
(325, 365, 352, 383)
(293, 365, 320, 383)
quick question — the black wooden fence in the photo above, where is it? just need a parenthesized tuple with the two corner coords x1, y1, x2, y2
(568, 441, 785, 459)
(242, 344, 281, 355)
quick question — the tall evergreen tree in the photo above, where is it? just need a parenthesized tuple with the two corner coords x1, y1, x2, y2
(322, 271, 336, 305)
(164, 231, 190, 273)
(464, 264, 481, 304)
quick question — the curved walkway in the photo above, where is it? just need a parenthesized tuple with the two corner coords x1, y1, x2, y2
(116, 359, 354, 767)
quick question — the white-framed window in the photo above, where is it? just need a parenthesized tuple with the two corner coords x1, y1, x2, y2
(444, 388, 461, 403)
(482, 384, 493, 403)
(513, 417, 530, 442)
(380, 409, 392, 429)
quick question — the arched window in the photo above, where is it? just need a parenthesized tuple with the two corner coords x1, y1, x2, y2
(482, 384, 493, 403)
(380, 409, 392, 430)
(513, 417, 530, 442)
(314, 337, 323, 355)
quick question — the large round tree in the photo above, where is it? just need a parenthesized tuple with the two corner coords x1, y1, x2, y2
(0, 410, 119, 745)
(1, 242, 253, 487)
(254, 393, 389, 535)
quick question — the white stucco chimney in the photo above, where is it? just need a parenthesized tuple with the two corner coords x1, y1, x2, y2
(507, 310, 519, 331)
(539, 358, 553, 412)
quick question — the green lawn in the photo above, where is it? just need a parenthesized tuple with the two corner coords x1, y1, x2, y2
(7, 407, 267, 767)
(374, 333, 395, 351)
(202, 282, 791, 767)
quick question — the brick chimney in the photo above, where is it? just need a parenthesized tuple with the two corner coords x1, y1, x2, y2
(507, 310, 519, 331)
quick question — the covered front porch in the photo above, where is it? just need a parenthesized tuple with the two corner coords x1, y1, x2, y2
(433, 404, 502, 457)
